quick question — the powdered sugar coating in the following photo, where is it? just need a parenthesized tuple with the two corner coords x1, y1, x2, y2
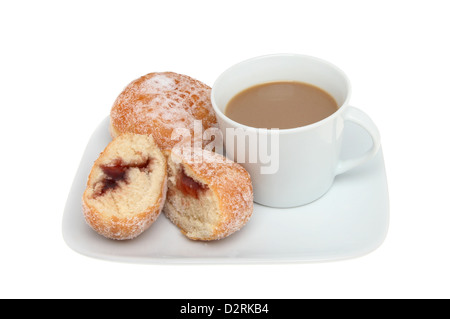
(140, 73, 177, 93)
(110, 72, 218, 151)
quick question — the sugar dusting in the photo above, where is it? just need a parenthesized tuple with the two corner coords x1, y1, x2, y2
(139, 73, 176, 94)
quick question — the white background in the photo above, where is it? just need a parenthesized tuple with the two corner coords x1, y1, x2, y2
(1, 0, 449, 299)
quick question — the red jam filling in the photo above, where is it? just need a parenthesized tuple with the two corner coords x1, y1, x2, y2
(96, 158, 152, 196)
(176, 168, 208, 199)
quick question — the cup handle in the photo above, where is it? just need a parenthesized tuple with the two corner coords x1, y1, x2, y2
(336, 106, 381, 175)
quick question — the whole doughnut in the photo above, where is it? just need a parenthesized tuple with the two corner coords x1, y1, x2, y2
(110, 72, 218, 151)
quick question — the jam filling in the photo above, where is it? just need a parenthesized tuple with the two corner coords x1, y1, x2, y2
(176, 167, 208, 199)
(95, 158, 153, 197)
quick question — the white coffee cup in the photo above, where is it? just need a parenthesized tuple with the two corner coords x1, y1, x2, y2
(211, 54, 381, 208)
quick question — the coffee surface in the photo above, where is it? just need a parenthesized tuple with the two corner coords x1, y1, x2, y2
(225, 81, 338, 129)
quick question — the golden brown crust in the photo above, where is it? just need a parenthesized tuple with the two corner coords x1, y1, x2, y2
(110, 72, 217, 151)
(82, 134, 168, 240)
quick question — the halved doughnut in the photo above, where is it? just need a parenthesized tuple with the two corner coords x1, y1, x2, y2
(164, 149, 253, 241)
(82, 133, 167, 240)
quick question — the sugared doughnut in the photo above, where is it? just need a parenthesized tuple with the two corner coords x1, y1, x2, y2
(82, 133, 167, 240)
(164, 148, 254, 241)
(110, 72, 218, 151)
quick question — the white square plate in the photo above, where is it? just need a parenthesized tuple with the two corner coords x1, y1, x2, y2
(62, 116, 389, 264)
